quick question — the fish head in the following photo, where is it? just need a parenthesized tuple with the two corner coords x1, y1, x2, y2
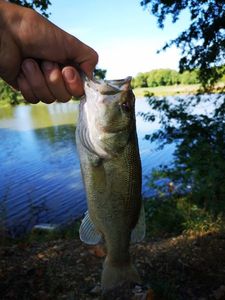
(83, 76, 135, 157)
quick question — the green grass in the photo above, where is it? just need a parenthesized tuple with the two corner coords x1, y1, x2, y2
(144, 195, 225, 238)
(133, 84, 201, 97)
(133, 82, 225, 97)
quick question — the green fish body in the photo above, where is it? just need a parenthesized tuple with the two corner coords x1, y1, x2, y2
(76, 76, 145, 291)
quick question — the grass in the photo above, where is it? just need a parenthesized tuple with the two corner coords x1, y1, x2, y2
(1, 196, 225, 299)
(133, 82, 225, 97)
(133, 84, 200, 97)
(144, 194, 225, 239)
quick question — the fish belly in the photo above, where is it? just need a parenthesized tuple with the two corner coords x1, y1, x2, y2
(77, 132, 142, 290)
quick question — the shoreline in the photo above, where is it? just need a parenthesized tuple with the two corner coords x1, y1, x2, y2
(1, 83, 225, 108)
(133, 83, 225, 97)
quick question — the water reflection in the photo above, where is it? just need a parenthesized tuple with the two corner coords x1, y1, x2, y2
(0, 102, 79, 131)
(0, 100, 173, 235)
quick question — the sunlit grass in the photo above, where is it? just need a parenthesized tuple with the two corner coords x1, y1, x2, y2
(144, 195, 225, 239)
(133, 82, 225, 97)
(134, 84, 200, 97)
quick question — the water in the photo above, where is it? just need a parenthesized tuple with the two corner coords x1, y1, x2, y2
(0, 99, 174, 235)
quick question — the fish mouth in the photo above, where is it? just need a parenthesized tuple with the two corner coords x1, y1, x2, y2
(85, 76, 133, 95)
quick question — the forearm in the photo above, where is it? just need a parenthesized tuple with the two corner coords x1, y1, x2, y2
(0, 0, 7, 29)
(0, 0, 24, 86)
(0, 0, 24, 37)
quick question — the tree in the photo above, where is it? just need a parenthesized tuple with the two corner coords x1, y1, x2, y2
(132, 72, 149, 88)
(94, 68, 107, 80)
(146, 69, 180, 87)
(141, 0, 225, 88)
(140, 1, 225, 215)
(132, 69, 201, 88)
(9, 0, 51, 18)
(180, 70, 200, 85)
(144, 93, 225, 214)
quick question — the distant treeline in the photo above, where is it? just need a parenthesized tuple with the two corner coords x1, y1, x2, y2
(131, 69, 201, 88)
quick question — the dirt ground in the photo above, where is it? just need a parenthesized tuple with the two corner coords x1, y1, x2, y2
(0, 231, 225, 300)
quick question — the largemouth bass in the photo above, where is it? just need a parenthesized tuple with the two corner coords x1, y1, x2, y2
(76, 76, 145, 291)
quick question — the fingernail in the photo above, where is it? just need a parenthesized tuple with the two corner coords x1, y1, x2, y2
(63, 68, 75, 81)
(22, 60, 35, 73)
(42, 61, 54, 71)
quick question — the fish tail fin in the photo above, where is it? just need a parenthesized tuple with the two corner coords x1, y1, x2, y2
(101, 257, 141, 291)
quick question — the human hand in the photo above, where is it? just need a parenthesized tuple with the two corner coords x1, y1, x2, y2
(0, 1, 98, 103)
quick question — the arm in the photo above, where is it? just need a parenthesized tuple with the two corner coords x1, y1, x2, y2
(0, 0, 98, 103)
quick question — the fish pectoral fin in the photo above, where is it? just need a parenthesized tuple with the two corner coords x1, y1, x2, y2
(131, 202, 146, 243)
(79, 211, 102, 245)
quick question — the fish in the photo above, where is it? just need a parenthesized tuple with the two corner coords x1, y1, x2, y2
(76, 76, 145, 291)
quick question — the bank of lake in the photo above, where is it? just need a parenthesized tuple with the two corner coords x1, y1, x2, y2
(133, 82, 225, 97)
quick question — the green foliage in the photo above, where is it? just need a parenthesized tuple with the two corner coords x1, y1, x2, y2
(144, 193, 224, 238)
(9, 0, 51, 18)
(143, 93, 225, 215)
(132, 72, 148, 88)
(132, 68, 201, 88)
(0, 80, 23, 105)
(183, 207, 224, 234)
(179, 69, 199, 85)
(147, 69, 180, 87)
(144, 196, 186, 237)
(140, 0, 225, 88)
(94, 67, 107, 80)
(140, 1, 225, 232)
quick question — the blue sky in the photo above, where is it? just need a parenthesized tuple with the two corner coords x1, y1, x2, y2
(49, 0, 189, 79)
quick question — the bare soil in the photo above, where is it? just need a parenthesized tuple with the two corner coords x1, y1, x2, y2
(0, 231, 225, 300)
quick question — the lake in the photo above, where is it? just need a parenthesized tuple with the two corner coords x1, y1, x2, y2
(0, 99, 174, 235)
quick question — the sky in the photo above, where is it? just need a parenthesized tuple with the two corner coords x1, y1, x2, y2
(48, 0, 190, 79)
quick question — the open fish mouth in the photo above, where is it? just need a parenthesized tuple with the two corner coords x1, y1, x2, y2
(85, 76, 133, 94)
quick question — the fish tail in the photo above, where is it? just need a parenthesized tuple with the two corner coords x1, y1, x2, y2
(101, 257, 141, 291)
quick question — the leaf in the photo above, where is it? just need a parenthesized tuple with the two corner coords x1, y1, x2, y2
(145, 288, 155, 300)
(88, 245, 106, 258)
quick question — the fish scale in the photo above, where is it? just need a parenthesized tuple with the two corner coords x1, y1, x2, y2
(76, 76, 145, 292)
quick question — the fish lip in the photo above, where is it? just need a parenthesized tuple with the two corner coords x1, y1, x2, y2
(87, 76, 132, 86)
(85, 76, 133, 94)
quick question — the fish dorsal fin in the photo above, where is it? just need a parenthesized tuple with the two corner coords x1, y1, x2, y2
(79, 211, 102, 245)
(131, 203, 146, 243)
